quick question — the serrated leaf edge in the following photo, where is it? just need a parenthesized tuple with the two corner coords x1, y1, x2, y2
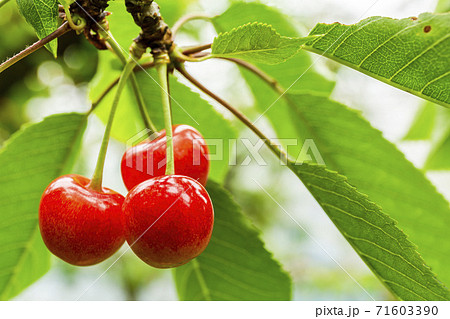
(289, 161, 450, 300)
(212, 21, 320, 64)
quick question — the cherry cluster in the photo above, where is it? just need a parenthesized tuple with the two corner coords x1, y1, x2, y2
(38, 125, 213, 268)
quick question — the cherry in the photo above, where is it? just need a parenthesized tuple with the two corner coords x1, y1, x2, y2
(123, 175, 214, 268)
(121, 125, 209, 191)
(39, 174, 125, 266)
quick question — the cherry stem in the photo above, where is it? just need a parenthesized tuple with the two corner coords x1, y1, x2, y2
(0, 22, 71, 74)
(176, 64, 290, 164)
(171, 14, 212, 39)
(90, 59, 137, 191)
(156, 56, 175, 176)
(102, 31, 157, 134)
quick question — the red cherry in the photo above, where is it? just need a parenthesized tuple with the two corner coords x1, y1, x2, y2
(39, 174, 125, 266)
(121, 125, 209, 191)
(123, 175, 214, 268)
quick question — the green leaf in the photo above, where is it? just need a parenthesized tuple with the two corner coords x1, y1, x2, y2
(305, 13, 450, 107)
(174, 181, 292, 300)
(288, 162, 450, 300)
(283, 93, 450, 288)
(403, 103, 437, 141)
(16, 0, 59, 56)
(211, 22, 318, 65)
(0, 113, 87, 300)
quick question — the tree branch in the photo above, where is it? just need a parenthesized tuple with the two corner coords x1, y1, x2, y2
(0, 22, 71, 74)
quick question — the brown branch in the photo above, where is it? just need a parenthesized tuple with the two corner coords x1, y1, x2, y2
(0, 22, 72, 74)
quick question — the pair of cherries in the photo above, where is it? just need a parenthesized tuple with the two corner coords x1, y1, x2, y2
(39, 125, 213, 268)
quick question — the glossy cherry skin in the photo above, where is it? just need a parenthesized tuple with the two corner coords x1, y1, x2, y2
(123, 175, 214, 268)
(121, 125, 209, 191)
(39, 174, 125, 266)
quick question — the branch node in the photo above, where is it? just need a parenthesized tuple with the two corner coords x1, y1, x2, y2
(125, 0, 173, 56)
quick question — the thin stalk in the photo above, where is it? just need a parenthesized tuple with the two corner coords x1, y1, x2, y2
(0, 22, 71, 74)
(176, 64, 290, 164)
(103, 33, 157, 133)
(182, 43, 212, 56)
(156, 61, 175, 175)
(90, 59, 136, 191)
(171, 14, 212, 38)
(0, 0, 11, 8)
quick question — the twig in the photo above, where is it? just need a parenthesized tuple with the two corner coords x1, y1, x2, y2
(0, 22, 71, 74)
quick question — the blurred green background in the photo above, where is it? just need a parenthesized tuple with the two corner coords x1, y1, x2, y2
(1, 0, 448, 300)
